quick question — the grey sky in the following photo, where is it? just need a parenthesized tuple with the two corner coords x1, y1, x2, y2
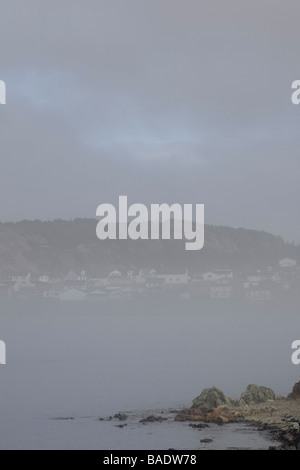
(0, 1, 300, 242)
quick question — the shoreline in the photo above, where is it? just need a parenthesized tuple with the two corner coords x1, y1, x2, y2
(242, 401, 300, 449)
(175, 383, 300, 450)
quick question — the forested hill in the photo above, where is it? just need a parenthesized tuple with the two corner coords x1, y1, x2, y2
(0, 219, 298, 277)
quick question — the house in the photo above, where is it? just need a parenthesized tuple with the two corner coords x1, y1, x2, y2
(156, 269, 189, 285)
(108, 271, 133, 287)
(137, 269, 157, 283)
(43, 290, 60, 299)
(90, 277, 108, 287)
(63, 270, 87, 289)
(203, 269, 233, 282)
(145, 277, 166, 290)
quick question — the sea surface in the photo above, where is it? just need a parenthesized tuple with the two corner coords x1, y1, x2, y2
(0, 298, 298, 450)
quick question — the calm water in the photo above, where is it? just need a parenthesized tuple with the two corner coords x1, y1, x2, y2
(0, 298, 297, 449)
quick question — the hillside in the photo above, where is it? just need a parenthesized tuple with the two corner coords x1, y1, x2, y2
(0, 219, 299, 278)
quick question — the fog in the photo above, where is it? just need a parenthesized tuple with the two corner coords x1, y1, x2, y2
(0, 1, 300, 241)
(0, 299, 298, 448)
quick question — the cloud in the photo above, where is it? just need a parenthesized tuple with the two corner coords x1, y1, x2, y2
(0, 1, 300, 241)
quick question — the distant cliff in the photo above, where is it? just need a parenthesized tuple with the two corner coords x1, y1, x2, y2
(0, 219, 298, 277)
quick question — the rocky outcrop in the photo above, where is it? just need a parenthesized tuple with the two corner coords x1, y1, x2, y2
(240, 384, 275, 404)
(176, 382, 300, 449)
(287, 381, 300, 400)
(191, 386, 230, 409)
(176, 386, 243, 424)
(176, 384, 276, 424)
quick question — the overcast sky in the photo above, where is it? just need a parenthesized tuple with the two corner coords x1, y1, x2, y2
(0, 1, 299, 242)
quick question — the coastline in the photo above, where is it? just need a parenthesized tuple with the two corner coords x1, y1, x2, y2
(175, 383, 300, 450)
(240, 400, 300, 450)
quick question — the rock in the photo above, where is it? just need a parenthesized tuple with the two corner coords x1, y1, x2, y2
(192, 386, 230, 410)
(139, 415, 167, 424)
(204, 406, 244, 425)
(53, 417, 75, 420)
(287, 381, 300, 400)
(114, 413, 128, 421)
(200, 438, 213, 443)
(189, 423, 210, 429)
(175, 405, 244, 424)
(175, 408, 208, 422)
(240, 384, 275, 404)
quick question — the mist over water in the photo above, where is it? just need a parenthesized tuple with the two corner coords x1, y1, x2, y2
(0, 299, 298, 449)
